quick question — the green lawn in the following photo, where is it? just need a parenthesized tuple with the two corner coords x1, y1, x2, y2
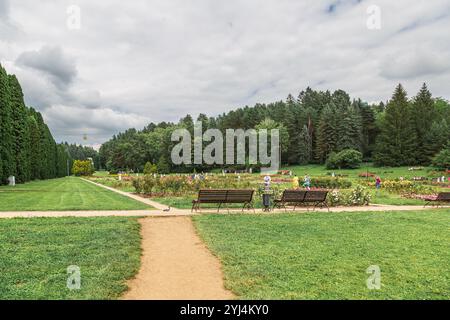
(193, 209, 450, 299)
(0, 177, 151, 211)
(0, 217, 141, 299)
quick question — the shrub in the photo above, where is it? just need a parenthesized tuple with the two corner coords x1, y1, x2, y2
(326, 149, 363, 169)
(142, 175, 158, 195)
(346, 185, 371, 206)
(328, 190, 342, 206)
(72, 160, 95, 176)
(143, 162, 158, 175)
(326, 186, 371, 206)
(310, 177, 352, 189)
(132, 177, 143, 194)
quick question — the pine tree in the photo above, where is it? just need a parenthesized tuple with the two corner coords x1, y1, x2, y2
(411, 83, 437, 164)
(374, 84, 417, 166)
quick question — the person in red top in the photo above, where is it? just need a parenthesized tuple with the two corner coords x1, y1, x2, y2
(375, 176, 382, 196)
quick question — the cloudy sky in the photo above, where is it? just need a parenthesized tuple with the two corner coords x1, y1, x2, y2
(1, 0, 450, 147)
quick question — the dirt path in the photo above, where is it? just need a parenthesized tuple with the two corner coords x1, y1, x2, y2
(122, 216, 235, 300)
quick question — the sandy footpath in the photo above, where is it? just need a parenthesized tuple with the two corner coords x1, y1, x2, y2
(122, 216, 235, 300)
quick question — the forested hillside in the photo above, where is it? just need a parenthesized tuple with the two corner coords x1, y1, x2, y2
(100, 84, 450, 173)
(0, 64, 70, 184)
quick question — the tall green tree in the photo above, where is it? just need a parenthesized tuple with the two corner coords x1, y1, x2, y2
(316, 103, 338, 163)
(8, 75, 31, 182)
(0, 64, 15, 183)
(298, 125, 312, 165)
(411, 83, 437, 164)
(374, 84, 417, 166)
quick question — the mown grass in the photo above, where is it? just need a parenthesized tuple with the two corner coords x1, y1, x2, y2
(0, 177, 151, 211)
(0, 217, 141, 299)
(193, 209, 450, 299)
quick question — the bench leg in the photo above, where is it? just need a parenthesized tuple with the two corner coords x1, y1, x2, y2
(192, 202, 200, 212)
(217, 202, 222, 213)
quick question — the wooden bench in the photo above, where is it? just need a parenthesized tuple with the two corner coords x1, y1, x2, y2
(192, 189, 255, 212)
(273, 190, 329, 211)
(424, 192, 450, 208)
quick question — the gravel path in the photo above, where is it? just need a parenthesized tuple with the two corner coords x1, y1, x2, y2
(122, 216, 235, 300)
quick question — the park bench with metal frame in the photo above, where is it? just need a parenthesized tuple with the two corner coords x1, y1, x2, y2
(424, 192, 450, 208)
(192, 189, 255, 212)
(273, 190, 329, 212)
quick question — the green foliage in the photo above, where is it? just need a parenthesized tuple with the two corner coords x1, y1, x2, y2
(411, 83, 437, 164)
(432, 145, 450, 170)
(157, 155, 171, 174)
(374, 84, 417, 166)
(310, 176, 352, 189)
(0, 64, 69, 185)
(72, 160, 95, 176)
(98, 83, 446, 172)
(143, 161, 158, 174)
(326, 149, 363, 169)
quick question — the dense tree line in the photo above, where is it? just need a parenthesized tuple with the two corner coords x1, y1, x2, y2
(64, 143, 100, 170)
(108, 84, 449, 172)
(0, 64, 70, 185)
(100, 84, 449, 173)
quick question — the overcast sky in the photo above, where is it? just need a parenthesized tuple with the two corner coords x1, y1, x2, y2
(1, 0, 450, 147)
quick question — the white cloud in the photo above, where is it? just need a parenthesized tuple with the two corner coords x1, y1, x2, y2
(1, 0, 450, 145)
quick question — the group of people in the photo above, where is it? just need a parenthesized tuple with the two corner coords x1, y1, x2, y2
(291, 174, 311, 190)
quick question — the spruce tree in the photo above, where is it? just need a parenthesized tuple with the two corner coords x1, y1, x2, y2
(423, 119, 449, 159)
(316, 103, 338, 163)
(298, 125, 312, 165)
(411, 83, 437, 164)
(285, 94, 301, 164)
(374, 84, 417, 166)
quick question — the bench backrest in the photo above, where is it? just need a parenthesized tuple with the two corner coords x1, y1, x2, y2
(436, 192, 450, 201)
(304, 190, 328, 202)
(281, 190, 307, 202)
(197, 190, 228, 203)
(226, 190, 254, 203)
(197, 190, 254, 203)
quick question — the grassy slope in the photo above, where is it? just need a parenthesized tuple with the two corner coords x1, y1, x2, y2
(0, 177, 150, 211)
(0, 217, 141, 299)
(193, 210, 450, 299)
